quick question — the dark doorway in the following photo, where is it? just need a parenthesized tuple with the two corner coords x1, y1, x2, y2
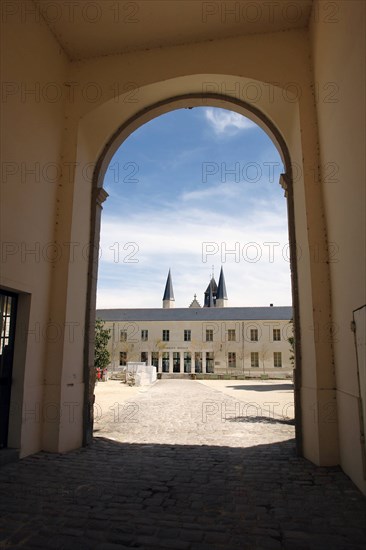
(0, 290, 17, 449)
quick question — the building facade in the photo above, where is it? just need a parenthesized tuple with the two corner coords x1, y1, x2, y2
(97, 270, 293, 378)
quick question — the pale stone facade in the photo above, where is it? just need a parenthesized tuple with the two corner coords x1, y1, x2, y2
(98, 270, 293, 378)
(102, 315, 293, 378)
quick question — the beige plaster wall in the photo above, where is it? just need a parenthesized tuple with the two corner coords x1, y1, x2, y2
(310, 0, 366, 493)
(1, 4, 68, 455)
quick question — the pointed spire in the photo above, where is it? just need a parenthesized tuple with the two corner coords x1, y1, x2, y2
(204, 277, 217, 295)
(217, 267, 228, 300)
(204, 271, 217, 307)
(163, 269, 175, 301)
(208, 284, 214, 307)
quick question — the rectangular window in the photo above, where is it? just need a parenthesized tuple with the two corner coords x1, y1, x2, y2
(120, 330, 127, 342)
(119, 351, 127, 366)
(184, 352, 191, 373)
(184, 329, 191, 341)
(274, 352, 282, 367)
(273, 328, 281, 341)
(195, 352, 202, 373)
(173, 352, 180, 373)
(162, 352, 169, 372)
(162, 330, 169, 342)
(206, 329, 213, 342)
(251, 352, 259, 368)
(141, 351, 148, 363)
(228, 329, 236, 342)
(228, 352, 236, 368)
(151, 352, 159, 368)
(141, 329, 148, 341)
(0, 293, 16, 354)
(250, 329, 258, 342)
(206, 352, 214, 373)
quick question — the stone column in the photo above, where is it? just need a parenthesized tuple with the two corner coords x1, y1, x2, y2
(84, 187, 109, 446)
(202, 352, 207, 374)
(158, 353, 162, 374)
(180, 351, 184, 374)
(169, 351, 174, 373)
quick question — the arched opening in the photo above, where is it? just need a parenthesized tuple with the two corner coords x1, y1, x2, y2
(85, 94, 301, 453)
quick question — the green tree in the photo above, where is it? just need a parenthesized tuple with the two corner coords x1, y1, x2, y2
(288, 319, 295, 368)
(94, 319, 111, 371)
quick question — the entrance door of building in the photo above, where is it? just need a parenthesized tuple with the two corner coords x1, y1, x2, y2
(0, 291, 17, 449)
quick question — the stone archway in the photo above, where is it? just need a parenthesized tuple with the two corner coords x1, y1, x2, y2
(39, 68, 337, 471)
(3, 0, 364, 492)
(84, 93, 302, 454)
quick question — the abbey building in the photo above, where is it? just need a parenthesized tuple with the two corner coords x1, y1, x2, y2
(97, 268, 293, 378)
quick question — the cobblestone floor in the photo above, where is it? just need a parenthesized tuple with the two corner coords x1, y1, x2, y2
(0, 380, 365, 549)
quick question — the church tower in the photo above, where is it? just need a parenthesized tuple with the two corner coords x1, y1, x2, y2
(204, 271, 217, 307)
(162, 269, 175, 308)
(216, 266, 228, 307)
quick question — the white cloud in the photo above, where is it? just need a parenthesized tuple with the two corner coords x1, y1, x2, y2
(204, 108, 256, 135)
(96, 108, 290, 310)
(96, 202, 291, 309)
(180, 182, 239, 202)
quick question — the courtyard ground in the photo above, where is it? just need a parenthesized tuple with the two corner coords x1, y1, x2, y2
(93, 379, 295, 446)
(0, 379, 365, 549)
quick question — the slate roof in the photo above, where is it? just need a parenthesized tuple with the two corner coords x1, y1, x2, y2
(96, 306, 293, 322)
(205, 277, 218, 294)
(216, 267, 228, 300)
(162, 269, 175, 301)
(204, 277, 217, 307)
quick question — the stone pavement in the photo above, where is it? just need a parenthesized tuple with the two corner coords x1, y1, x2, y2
(196, 379, 295, 421)
(0, 380, 365, 550)
(93, 379, 295, 447)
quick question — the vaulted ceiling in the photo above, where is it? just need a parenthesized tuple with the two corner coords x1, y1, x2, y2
(35, 0, 313, 61)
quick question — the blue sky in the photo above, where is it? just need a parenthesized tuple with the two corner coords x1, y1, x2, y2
(96, 107, 292, 309)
